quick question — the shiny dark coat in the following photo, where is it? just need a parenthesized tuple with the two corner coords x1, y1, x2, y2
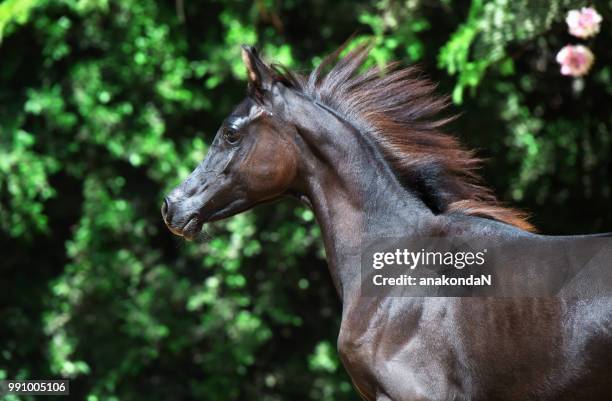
(162, 45, 612, 401)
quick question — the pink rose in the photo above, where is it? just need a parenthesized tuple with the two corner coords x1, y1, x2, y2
(566, 7, 603, 39)
(556, 45, 595, 77)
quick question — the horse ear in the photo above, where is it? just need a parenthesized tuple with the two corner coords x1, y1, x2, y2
(241, 45, 274, 92)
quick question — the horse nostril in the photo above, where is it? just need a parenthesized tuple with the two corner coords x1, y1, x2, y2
(161, 197, 170, 221)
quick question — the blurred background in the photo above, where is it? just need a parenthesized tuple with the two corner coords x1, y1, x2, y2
(1, 0, 611, 400)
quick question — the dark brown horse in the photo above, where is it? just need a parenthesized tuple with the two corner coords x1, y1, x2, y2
(161, 44, 612, 401)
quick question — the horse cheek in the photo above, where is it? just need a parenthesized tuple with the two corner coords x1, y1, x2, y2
(241, 135, 297, 199)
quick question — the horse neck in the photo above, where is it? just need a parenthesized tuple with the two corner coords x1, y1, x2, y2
(284, 91, 434, 301)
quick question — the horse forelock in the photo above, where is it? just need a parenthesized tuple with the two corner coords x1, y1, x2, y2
(267, 44, 535, 232)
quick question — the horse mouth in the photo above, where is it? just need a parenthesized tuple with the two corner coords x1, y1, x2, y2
(164, 203, 239, 240)
(180, 216, 203, 241)
(165, 215, 203, 241)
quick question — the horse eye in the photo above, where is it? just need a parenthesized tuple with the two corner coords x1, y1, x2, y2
(223, 127, 241, 145)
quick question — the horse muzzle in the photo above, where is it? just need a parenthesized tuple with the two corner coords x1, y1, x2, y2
(161, 196, 205, 241)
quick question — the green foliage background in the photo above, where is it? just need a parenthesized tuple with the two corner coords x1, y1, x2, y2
(1, 1, 611, 400)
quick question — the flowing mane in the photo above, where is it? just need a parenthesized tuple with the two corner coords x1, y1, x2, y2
(267, 44, 534, 232)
